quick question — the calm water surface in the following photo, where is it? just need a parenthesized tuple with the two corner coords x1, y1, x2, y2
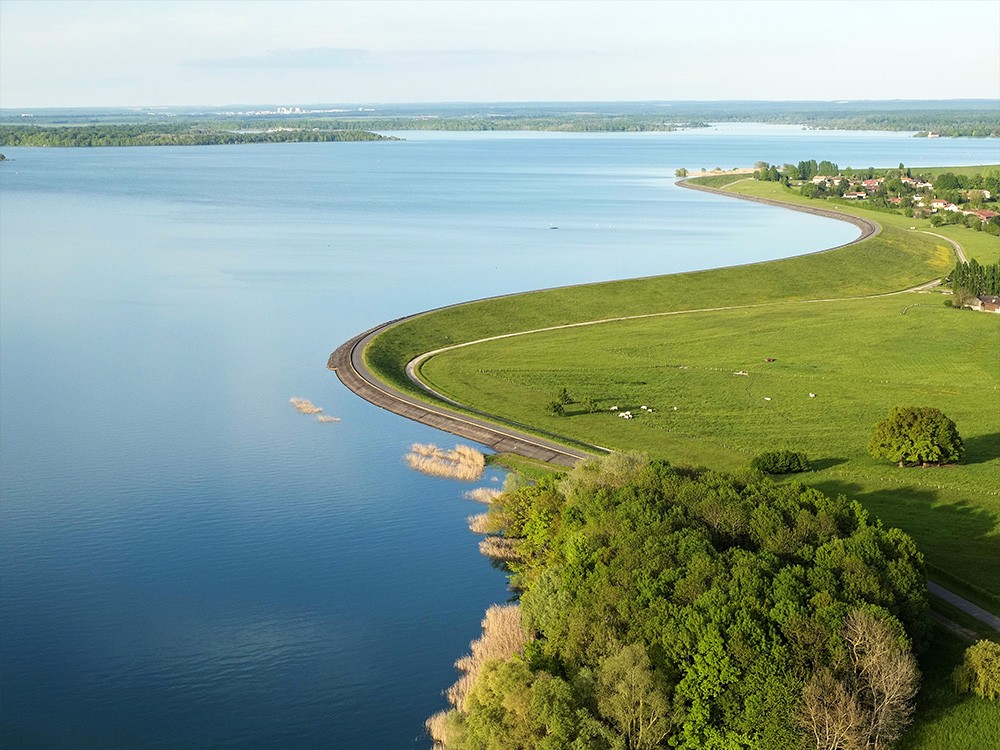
(2, 127, 997, 748)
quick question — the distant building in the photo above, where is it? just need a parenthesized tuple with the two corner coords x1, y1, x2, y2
(930, 198, 960, 212)
(976, 295, 1000, 313)
(966, 209, 999, 223)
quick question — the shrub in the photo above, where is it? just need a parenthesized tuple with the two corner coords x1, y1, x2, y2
(867, 406, 964, 467)
(750, 450, 811, 474)
(953, 640, 1000, 700)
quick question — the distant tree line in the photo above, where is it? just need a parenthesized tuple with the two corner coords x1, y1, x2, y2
(431, 454, 928, 750)
(0, 124, 394, 147)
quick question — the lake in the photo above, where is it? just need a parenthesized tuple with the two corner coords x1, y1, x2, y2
(1, 126, 996, 748)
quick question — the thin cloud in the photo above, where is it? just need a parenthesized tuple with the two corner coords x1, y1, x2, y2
(187, 46, 601, 70)
(188, 47, 373, 68)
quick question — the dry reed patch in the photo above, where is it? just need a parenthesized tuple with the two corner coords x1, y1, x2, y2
(315, 415, 341, 423)
(464, 487, 501, 504)
(447, 604, 528, 713)
(289, 397, 323, 414)
(478, 536, 521, 562)
(425, 710, 451, 748)
(404, 443, 485, 481)
(466, 513, 494, 534)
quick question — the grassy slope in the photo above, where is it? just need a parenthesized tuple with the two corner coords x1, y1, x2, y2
(728, 177, 1000, 264)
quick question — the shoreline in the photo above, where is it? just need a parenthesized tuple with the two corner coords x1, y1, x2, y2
(329, 175, 879, 462)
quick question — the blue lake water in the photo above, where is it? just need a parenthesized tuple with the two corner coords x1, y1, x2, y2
(1, 126, 997, 748)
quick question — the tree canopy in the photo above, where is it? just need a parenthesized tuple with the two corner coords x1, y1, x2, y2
(434, 455, 927, 750)
(867, 406, 964, 467)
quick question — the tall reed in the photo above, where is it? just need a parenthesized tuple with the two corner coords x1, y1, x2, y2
(464, 487, 501, 504)
(447, 604, 527, 713)
(404, 443, 485, 481)
(289, 397, 323, 414)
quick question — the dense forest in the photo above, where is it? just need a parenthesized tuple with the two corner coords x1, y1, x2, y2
(0, 124, 393, 147)
(430, 454, 928, 750)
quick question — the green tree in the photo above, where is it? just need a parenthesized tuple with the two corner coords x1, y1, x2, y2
(596, 644, 671, 750)
(953, 639, 1000, 701)
(867, 406, 964, 467)
(675, 167, 688, 177)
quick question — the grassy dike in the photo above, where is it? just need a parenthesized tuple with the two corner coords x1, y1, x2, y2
(366, 174, 999, 610)
(364, 172, 1000, 746)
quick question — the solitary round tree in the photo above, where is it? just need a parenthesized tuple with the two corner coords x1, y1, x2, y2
(867, 406, 964, 467)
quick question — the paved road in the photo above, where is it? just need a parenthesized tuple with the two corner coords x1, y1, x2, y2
(328, 323, 600, 467)
(927, 581, 1000, 634)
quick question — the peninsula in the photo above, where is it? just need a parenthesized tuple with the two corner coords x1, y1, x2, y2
(331, 165, 1000, 747)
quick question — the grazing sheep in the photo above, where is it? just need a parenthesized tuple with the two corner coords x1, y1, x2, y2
(764, 397, 771, 401)
(809, 393, 816, 398)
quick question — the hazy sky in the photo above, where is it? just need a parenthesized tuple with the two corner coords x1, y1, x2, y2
(2, 0, 999, 108)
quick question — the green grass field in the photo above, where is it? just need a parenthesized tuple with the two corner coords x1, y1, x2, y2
(367, 170, 1000, 745)
(368, 176, 999, 606)
(420, 295, 1000, 607)
(897, 624, 1000, 750)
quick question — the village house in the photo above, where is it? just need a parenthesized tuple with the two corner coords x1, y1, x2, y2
(974, 295, 1000, 313)
(963, 208, 1000, 223)
(843, 191, 867, 199)
(930, 198, 960, 212)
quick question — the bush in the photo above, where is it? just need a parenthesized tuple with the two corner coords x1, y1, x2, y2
(867, 406, 964, 467)
(953, 640, 1000, 700)
(750, 450, 810, 474)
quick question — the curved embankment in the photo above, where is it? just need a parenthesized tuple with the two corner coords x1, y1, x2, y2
(327, 321, 598, 467)
(329, 178, 879, 466)
(677, 177, 880, 242)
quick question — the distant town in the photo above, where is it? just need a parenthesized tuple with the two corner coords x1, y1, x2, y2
(753, 160, 1000, 233)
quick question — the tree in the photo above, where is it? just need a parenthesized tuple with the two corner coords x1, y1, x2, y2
(842, 610, 920, 749)
(867, 406, 964, 467)
(953, 639, 1000, 700)
(797, 611, 920, 750)
(796, 668, 867, 750)
(751, 450, 810, 474)
(675, 167, 688, 177)
(596, 644, 671, 750)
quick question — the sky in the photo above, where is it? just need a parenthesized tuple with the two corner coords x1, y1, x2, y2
(1, 0, 999, 108)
